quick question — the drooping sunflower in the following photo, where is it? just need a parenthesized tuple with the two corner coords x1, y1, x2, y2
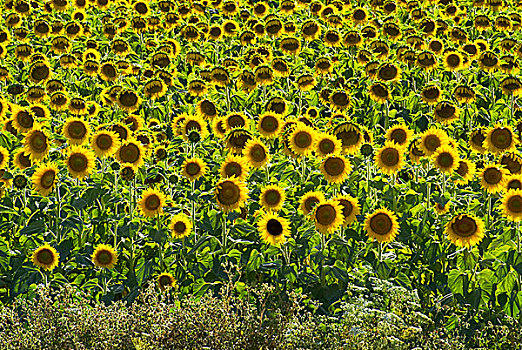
(485, 124, 518, 154)
(32, 244, 59, 271)
(501, 153, 522, 175)
(329, 90, 351, 111)
(220, 154, 250, 181)
(143, 79, 167, 100)
(375, 141, 405, 175)
(91, 130, 121, 158)
(445, 214, 484, 248)
(288, 123, 316, 156)
(385, 124, 413, 147)
(243, 138, 269, 168)
(320, 155, 352, 184)
(170, 214, 192, 239)
(32, 162, 58, 196)
(181, 115, 209, 142)
(116, 138, 145, 169)
(506, 174, 522, 191)
(421, 85, 442, 104)
(433, 101, 460, 124)
(138, 188, 166, 217)
(215, 177, 248, 212)
(24, 124, 49, 161)
(434, 201, 451, 215)
(66, 145, 95, 179)
(454, 158, 476, 185)
(157, 272, 177, 290)
(63, 117, 90, 145)
(300, 191, 325, 215)
(301, 19, 321, 41)
(368, 82, 390, 103)
(377, 63, 402, 82)
(432, 145, 459, 174)
(196, 99, 218, 120)
(420, 127, 449, 156)
(259, 184, 286, 211)
(500, 77, 522, 96)
(501, 189, 522, 221)
(454, 86, 476, 104)
(364, 207, 399, 243)
(92, 244, 118, 269)
(182, 157, 207, 182)
(313, 200, 344, 234)
(117, 89, 141, 112)
(13, 148, 31, 170)
(335, 194, 360, 227)
(333, 122, 363, 154)
(469, 128, 487, 153)
(258, 212, 290, 246)
(480, 164, 509, 194)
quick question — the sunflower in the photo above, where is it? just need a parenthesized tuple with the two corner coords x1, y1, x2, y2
(335, 194, 360, 227)
(377, 63, 401, 82)
(169, 214, 192, 239)
(368, 82, 390, 104)
(92, 244, 118, 269)
(329, 90, 351, 111)
(486, 124, 518, 154)
(478, 51, 498, 72)
(420, 127, 449, 156)
(279, 36, 301, 55)
(143, 79, 167, 100)
(116, 138, 145, 169)
(0, 146, 8, 169)
(137, 188, 166, 217)
(443, 51, 465, 71)
(385, 124, 413, 147)
(196, 99, 218, 120)
(364, 207, 399, 243)
(66, 145, 95, 179)
(375, 142, 405, 175)
(501, 189, 522, 221)
(91, 130, 121, 158)
(445, 214, 484, 248)
(480, 164, 509, 194)
(31, 244, 59, 271)
(220, 154, 249, 181)
(300, 191, 325, 215)
(181, 115, 209, 142)
(314, 57, 333, 75)
(13, 148, 31, 170)
(117, 89, 141, 112)
(11, 106, 34, 133)
(313, 200, 344, 234)
(288, 123, 316, 156)
(506, 174, 522, 191)
(257, 112, 282, 138)
(454, 86, 476, 104)
(502, 153, 522, 175)
(320, 155, 352, 184)
(224, 112, 248, 131)
(225, 129, 252, 154)
(315, 133, 342, 158)
(182, 157, 206, 182)
(417, 51, 438, 70)
(296, 74, 315, 91)
(63, 117, 90, 145)
(258, 212, 290, 246)
(454, 158, 476, 185)
(259, 185, 286, 212)
(301, 19, 321, 40)
(432, 145, 459, 174)
(421, 85, 442, 104)
(32, 162, 58, 196)
(333, 122, 363, 154)
(500, 77, 522, 96)
(243, 138, 269, 168)
(157, 272, 177, 290)
(469, 128, 487, 153)
(434, 101, 460, 124)
(24, 125, 49, 161)
(215, 177, 248, 212)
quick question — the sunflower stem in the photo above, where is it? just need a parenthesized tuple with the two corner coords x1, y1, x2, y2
(222, 212, 227, 251)
(300, 156, 307, 185)
(384, 101, 390, 130)
(225, 86, 231, 112)
(486, 194, 492, 230)
(511, 93, 515, 120)
(55, 184, 61, 242)
(517, 221, 520, 254)
(191, 180, 197, 242)
(392, 174, 397, 213)
(320, 233, 326, 286)
(378, 242, 383, 262)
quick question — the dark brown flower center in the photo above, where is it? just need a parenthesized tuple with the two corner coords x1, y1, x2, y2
(316, 204, 336, 226)
(370, 213, 393, 235)
(145, 194, 161, 210)
(68, 153, 88, 172)
(120, 143, 140, 163)
(324, 157, 345, 176)
(37, 248, 54, 265)
(96, 134, 113, 150)
(218, 181, 240, 205)
(491, 128, 512, 150)
(451, 216, 478, 237)
(381, 147, 399, 166)
(267, 218, 283, 236)
(484, 168, 502, 185)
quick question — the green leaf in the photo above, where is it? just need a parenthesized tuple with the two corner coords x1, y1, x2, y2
(448, 269, 465, 295)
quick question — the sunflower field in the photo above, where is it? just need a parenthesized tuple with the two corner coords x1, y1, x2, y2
(3, 0, 522, 334)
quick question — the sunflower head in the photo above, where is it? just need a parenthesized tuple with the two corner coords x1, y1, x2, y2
(445, 214, 484, 248)
(259, 184, 285, 211)
(138, 188, 166, 217)
(32, 244, 59, 270)
(320, 155, 352, 184)
(215, 177, 248, 212)
(169, 214, 193, 239)
(258, 211, 290, 246)
(66, 145, 95, 179)
(300, 191, 325, 215)
(157, 272, 177, 291)
(335, 194, 360, 227)
(364, 207, 399, 243)
(480, 164, 509, 194)
(243, 138, 269, 168)
(486, 124, 517, 154)
(375, 141, 405, 175)
(91, 130, 121, 158)
(92, 244, 118, 269)
(313, 200, 344, 234)
(63, 117, 90, 145)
